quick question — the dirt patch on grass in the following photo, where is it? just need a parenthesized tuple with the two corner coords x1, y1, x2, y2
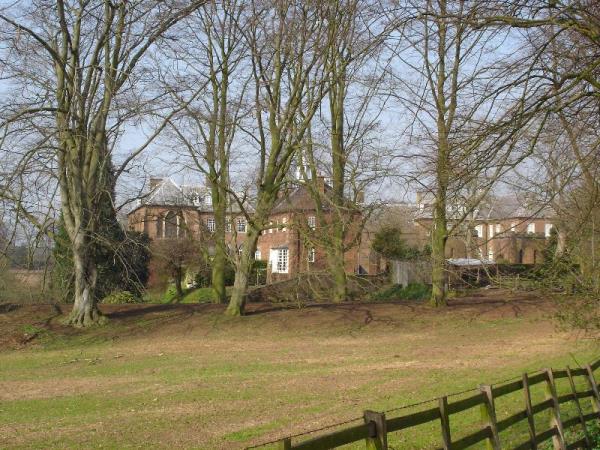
(0, 289, 553, 352)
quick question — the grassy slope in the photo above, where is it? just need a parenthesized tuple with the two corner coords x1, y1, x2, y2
(0, 290, 598, 449)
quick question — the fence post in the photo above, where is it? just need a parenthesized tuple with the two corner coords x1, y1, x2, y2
(585, 364, 600, 416)
(522, 373, 537, 450)
(364, 410, 387, 450)
(439, 396, 451, 450)
(544, 368, 566, 450)
(566, 366, 591, 447)
(278, 437, 291, 450)
(479, 385, 501, 450)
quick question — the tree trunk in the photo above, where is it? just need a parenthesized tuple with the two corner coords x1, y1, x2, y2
(329, 241, 347, 303)
(226, 227, 260, 316)
(211, 245, 227, 304)
(174, 268, 184, 300)
(431, 200, 448, 307)
(211, 184, 228, 304)
(66, 237, 103, 327)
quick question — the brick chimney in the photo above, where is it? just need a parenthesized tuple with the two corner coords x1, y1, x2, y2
(149, 177, 163, 190)
(356, 191, 365, 204)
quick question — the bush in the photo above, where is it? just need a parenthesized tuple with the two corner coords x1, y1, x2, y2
(371, 283, 432, 301)
(372, 225, 425, 260)
(101, 291, 141, 304)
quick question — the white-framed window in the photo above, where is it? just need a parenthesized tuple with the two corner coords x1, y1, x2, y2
(282, 217, 288, 232)
(205, 195, 212, 205)
(237, 218, 247, 233)
(527, 222, 535, 234)
(270, 248, 289, 273)
(545, 223, 554, 238)
(255, 250, 262, 260)
(488, 224, 495, 238)
(308, 216, 316, 229)
(475, 225, 483, 238)
(510, 222, 517, 232)
(308, 248, 316, 263)
(225, 219, 232, 233)
(206, 217, 215, 232)
(495, 224, 502, 234)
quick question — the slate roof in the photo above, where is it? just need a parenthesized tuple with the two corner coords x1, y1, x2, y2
(414, 192, 554, 221)
(132, 178, 246, 214)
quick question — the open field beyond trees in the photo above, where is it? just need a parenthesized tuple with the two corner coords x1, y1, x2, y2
(0, 289, 598, 449)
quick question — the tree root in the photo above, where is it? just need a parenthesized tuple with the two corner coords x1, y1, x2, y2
(63, 307, 108, 328)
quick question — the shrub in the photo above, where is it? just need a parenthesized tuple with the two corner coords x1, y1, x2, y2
(371, 283, 431, 301)
(372, 225, 425, 260)
(101, 291, 140, 304)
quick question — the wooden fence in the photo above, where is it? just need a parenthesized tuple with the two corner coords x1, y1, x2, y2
(271, 358, 600, 450)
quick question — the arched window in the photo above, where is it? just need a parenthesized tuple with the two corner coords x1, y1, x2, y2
(165, 211, 178, 238)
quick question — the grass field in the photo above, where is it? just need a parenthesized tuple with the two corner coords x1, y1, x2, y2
(0, 289, 598, 449)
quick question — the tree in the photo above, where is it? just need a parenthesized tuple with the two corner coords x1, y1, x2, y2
(163, 0, 248, 304)
(150, 237, 200, 300)
(388, 0, 535, 306)
(297, 0, 390, 302)
(0, 1, 205, 326)
(224, 0, 334, 316)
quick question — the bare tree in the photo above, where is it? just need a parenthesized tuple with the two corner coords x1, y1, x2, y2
(162, 0, 248, 304)
(223, 0, 336, 316)
(387, 0, 536, 306)
(297, 0, 391, 302)
(0, 1, 205, 326)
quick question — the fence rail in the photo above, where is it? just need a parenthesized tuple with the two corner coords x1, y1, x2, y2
(268, 358, 600, 450)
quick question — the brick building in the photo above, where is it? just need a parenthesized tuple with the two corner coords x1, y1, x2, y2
(127, 178, 248, 252)
(127, 177, 379, 284)
(255, 181, 378, 282)
(411, 192, 556, 264)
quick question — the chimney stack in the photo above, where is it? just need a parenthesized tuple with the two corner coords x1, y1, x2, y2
(149, 177, 163, 190)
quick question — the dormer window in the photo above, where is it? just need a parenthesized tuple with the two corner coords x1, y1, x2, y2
(205, 195, 212, 206)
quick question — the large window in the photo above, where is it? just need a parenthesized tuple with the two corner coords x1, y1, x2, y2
(270, 248, 289, 273)
(206, 217, 215, 232)
(527, 222, 535, 234)
(488, 224, 494, 238)
(545, 223, 554, 238)
(237, 218, 247, 233)
(277, 248, 289, 273)
(308, 216, 316, 229)
(255, 250, 262, 260)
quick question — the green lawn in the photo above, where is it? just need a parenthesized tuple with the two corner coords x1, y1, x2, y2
(0, 291, 598, 449)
